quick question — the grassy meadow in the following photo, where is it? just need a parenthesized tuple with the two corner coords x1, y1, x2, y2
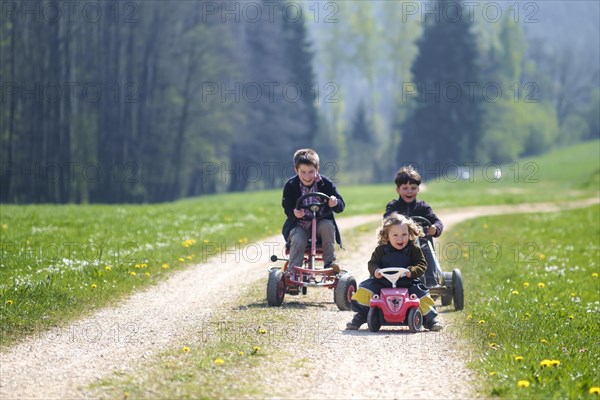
(443, 206, 599, 398)
(1, 139, 598, 362)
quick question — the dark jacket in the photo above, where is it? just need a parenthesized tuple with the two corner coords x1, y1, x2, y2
(384, 198, 444, 238)
(281, 175, 344, 245)
(367, 242, 427, 279)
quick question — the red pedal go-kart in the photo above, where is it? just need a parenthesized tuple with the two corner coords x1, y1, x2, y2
(367, 267, 423, 333)
(267, 192, 357, 311)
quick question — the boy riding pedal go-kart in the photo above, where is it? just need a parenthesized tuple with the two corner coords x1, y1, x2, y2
(268, 192, 357, 310)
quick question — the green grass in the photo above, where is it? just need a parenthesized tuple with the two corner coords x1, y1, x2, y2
(444, 206, 600, 398)
(0, 192, 282, 347)
(416, 139, 600, 208)
(1, 140, 598, 347)
(344, 140, 599, 210)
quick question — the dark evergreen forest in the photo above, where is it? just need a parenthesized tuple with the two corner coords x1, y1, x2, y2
(1, 0, 598, 203)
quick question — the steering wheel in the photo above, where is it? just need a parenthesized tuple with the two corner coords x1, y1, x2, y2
(378, 267, 410, 287)
(410, 215, 432, 237)
(295, 192, 333, 220)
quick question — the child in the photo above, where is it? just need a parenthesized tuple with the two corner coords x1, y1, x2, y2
(282, 148, 344, 274)
(346, 213, 442, 331)
(384, 166, 444, 287)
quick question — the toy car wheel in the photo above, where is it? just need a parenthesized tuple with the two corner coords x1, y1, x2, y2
(367, 307, 382, 332)
(441, 271, 453, 306)
(334, 273, 357, 311)
(452, 268, 464, 311)
(267, 269, 285, 307)
(407, 307, 423, 333)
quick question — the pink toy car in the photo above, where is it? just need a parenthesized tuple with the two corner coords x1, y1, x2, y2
(367, 267, 423, 332)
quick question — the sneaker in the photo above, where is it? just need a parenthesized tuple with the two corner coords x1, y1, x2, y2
(426, 319, 443, 331)
(324, 260, 340, 274)
(345, 313, 367, 330)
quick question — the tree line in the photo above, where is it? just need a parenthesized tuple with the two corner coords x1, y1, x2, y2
(1, 0, 317, 203)
(311, 0, 599, 183)
(1, 0, 598, 203)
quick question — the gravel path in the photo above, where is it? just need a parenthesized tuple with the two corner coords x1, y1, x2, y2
(1, 198, 597, 399)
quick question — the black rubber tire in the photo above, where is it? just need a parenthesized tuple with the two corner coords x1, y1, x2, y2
(334, 273, 357, 311)
(407, 307, 423, 333)
(367, 307, 382, 332)
(441, 271, 453, 306)
(452, 269, 464, 311)
(267, 269, 285, 307)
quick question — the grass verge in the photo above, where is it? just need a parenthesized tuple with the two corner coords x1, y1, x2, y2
(1, 140, 598, 347)
(444, 205, 599, 398)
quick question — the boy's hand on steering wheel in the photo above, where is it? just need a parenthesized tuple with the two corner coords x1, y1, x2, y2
(427, 226, 437, 236)
(374, 269, 383, 279)
(293, 208, 305, 219)
(328, 196, 338, 208)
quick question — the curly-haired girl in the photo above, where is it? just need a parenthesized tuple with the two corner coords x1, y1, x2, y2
(346, 212, 442, 331)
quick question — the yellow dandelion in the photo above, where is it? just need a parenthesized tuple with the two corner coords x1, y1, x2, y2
(524, 312, 531, 319)
(540, 359, 552, 368)
(592, 272, 599, 278)
(258, 329, 267, 334)
(130, 271, 137, 277)
(478, 320, 486, 325)
(214, 358, 225, 365)
(1, 224, 7, 230)
(523, 282, 530, 289)
(483, 223, 488, 229)
(514, 356, 524, 362)
(540, 338, 548, 344)
(539, 253, 546, 260)
(251, 346, 260, 355)
(238, 351, 245, 356)
(538, 282, 545, 288)
(511, 290, 519, 295)
(105, 266, 112, 271)
(5, 300, 13, 306)
(182, 346, 190, 352)
(162, 263, 170, 269)
(182, 239, 197, 248)
(134, 263, 141, 269)
(141, 263, 147, 268)
(144, 272, 150, 277)
(91, 283, 97, 289)
(489, 343, 498, 348)
(568, 315, 574, 320)
(467, 314, 473, 320)
(186, 255, 192, 260)
(203, 239, 209, 243)
(489, 371, 497, 376)
(488, 332, 497, 338)
(178, 257, 185, 262)
(517, 380, 530, 388)
(550, 359, 560, 367)
(589, 387, 600, 395)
